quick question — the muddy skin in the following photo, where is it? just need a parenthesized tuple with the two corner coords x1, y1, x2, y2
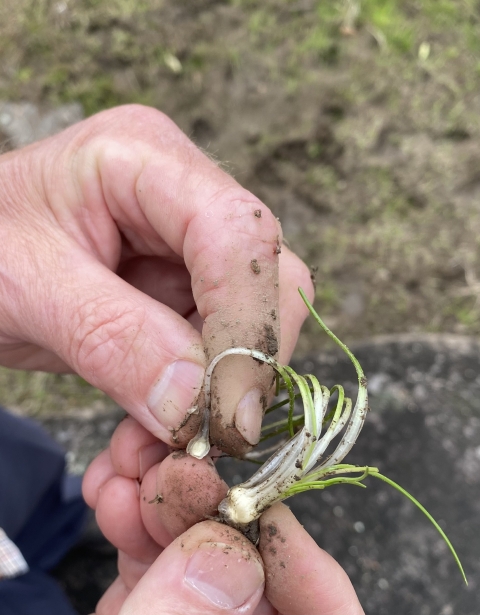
(250, 258, 261, 274)
(261, 324, 279, 356)
(267, 523, 278, 537)
(258, 516, 290, 592)
(177, 520, 260, 567)
(209, 358, 274, 458)
(202, 219, 281, 458)
(215, 511, 261, 546)
(153, 451, 228, 539)
(209, 415, 252, 459)
(274, 236, 282, 255)
(170, 391, 205, 447)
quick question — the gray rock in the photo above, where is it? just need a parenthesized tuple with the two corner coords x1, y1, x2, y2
(220, 334, 480, 615)
(38, 334, 480, 614)
(0, 101, 83, 150)
(40, 406, 125, 476)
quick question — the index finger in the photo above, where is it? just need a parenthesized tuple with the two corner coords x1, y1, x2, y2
(77, 105, 311, 454)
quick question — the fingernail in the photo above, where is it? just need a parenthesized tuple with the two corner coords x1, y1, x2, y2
(235, 388, 264, 445)
(147, 361, 205, 430)
(139, 442, 166, 479)
(185, 542, 264, 609)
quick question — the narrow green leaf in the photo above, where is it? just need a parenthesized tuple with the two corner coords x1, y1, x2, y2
(371, 472, 468, 585)
(298, 287, 366, 384)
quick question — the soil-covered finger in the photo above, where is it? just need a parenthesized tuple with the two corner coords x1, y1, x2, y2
(90, 113, 283, 454)
(140, 450, 228, 541)
(259, 503, 364, 615)
(187, 201, 282, 456)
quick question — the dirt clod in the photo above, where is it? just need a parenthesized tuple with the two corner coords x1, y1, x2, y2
(267, 523, 278, 537)
(250, 259, 261, 274)
(263, 324, 279, 356)
(254, 209, 262, 218)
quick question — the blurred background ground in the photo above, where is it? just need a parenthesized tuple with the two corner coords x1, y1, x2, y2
(1, 0, 480, 411)
(2, 0, 480, 349)
(0, 1, 479, 613)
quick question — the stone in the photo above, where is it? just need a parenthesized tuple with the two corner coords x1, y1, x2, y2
(0, 101, 83, 150)
(220, 334, 480, 615)
(37, 334, 480, 614)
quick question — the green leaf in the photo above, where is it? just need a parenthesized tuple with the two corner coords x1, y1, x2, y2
(371, 472, 467, 585)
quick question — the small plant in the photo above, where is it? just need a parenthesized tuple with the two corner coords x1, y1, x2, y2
(188, 288, 467, 584)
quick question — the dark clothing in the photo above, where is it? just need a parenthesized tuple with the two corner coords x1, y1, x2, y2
(0, 407, 87, 615)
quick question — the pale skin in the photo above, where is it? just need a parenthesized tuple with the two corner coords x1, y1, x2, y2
(0, 105, 365, 614)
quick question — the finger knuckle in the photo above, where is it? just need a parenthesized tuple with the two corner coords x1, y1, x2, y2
(226, 189, 280, 242)
(98, 103, 173, 132)
(199, 187, 282, 257)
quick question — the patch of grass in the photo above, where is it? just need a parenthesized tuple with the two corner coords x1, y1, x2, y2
(0, 367, 116, 416)
(1, 0, 478, 118)
(315, 280, 340, 312)
(0, 0, 176, 114)
(361, 0, 414, 53)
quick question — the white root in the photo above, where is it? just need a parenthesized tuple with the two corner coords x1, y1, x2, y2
(187, 345, 369, 530)
(187, 347, 278, 459)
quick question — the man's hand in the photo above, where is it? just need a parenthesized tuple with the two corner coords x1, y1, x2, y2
(0, 104, 312, 455)
(83, 416, 365, 615)
(0, 104, 365, 613)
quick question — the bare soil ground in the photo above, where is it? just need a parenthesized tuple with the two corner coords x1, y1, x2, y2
(0, 1, 479, 404)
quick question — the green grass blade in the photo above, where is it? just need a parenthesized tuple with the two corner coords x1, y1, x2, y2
(275, 372, 280, 397)
(298, 287, 365, 383)
(372, 472, 468, 585)
(277, 367, 295, 438)
(261, 414, 305, 433)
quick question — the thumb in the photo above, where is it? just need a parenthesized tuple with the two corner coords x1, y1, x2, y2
(119, 520, 265, 615)
(13, 239, 206, 445)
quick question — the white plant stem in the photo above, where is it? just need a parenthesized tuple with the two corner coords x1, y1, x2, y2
(187, 347, 279, 459)
(187, 344, 369, 529)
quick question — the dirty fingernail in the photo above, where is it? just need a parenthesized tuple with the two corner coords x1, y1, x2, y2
(185, 542, 264, 609)
(235, 388, 264, 446)
(147, 361, 204, 431)
(139, 442, 167, 480)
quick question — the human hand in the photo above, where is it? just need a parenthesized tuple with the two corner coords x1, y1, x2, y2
(0, 104, 312, 455)
(83, 416, 364, 615)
